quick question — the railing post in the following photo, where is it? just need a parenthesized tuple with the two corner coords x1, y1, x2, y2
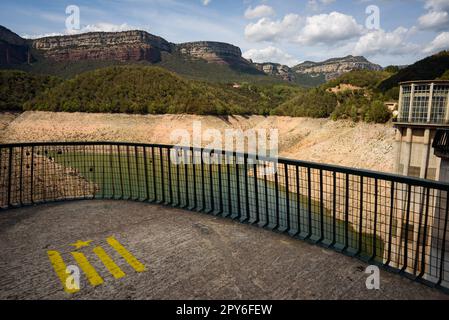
(371, 179, 379, 262)
(437, 193, 449, 286)
(253, 161, 259, 225)
(274, 165, 280, 230)
(167, 147, 173, 205)
(226, 153, 232, 217)
(242, 154, 249, 223)
(331, 172, 337, 247)
(284, 163, 290, 233)
(306, 167, 312, 239)
(151, 146, 157, 202)
(401, 184, 412, 273)
(200, 148, 205, 211)
(159, 147, 165, 204)
(117, 145, 124, 199)
(418, 188, 431, 278)
(263, 162, 269, 228)
(7, 147, 13, 207)
(143, 146, 150, 201)
(217, 152, 223, 215)
(295, 165, 301, 236)
(385, 181, 395, 266)
(235, 153, 241, 220)
(318, 169, 324, 242)
(209, 150, 214, 214)
(357, 176, 364, 256)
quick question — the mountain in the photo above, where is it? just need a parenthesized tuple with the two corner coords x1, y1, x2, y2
(378, 51, 449, 92)
(0, 26, 33, 65)
(292, 55, 382, 81)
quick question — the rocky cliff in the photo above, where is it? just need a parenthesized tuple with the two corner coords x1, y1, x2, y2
(176, 41, 252, 67)
(293, 55, 382, 81)
(254, 62, 294, 81)
(32, 30, 173, 63)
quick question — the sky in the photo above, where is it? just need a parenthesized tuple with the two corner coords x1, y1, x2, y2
(1, 0, 449, 67)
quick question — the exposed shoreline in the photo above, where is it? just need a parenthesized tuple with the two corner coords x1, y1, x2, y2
(0, 111, 396, 173)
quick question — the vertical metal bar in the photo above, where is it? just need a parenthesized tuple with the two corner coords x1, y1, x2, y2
(192, 148, 197, 209)
(110, 145, 115, 199)
(226, 153, 232, 217)
(253, 162, 259, 224)
(357, 176, 364, 255)
(285, 163, 290, 233)
(264, 163, 269, 227)
(414, 188, 426, 275)
(418, 188, 431, 278)
(200, 148, 205, 211)
(176, 149, 181, 206)
(319, 169, 324, 242)
(331, 172, 337, 246)
(437, 191, 449, 285)
(143, 146, 149, 201)
(386, 181, 395, 266)
(126, 146, 132, 199)
(167, 148, 173, 205)
(296, 165, 301, 235)
(371, 179, 379, 261)
(235, 153, 241, 220)
(19, 146, 23, 205)
(243, 154, 249, 222)
(307, 167, 312, 238)
(134, 146, 140, 200)
(159, 147, 165, 204)
(401, 184, 412, 272)
(184, 149, 189, 208)
(151, 146, 157, 201)
(7, 147, 13, 207)
(344, 173, 349, 250)
(30, 146, 34, 204)
(209, 151, 214, 213)
(117, 145, 124, 199)
(274, 165, 280, 229)
(218, 153, 223, 214)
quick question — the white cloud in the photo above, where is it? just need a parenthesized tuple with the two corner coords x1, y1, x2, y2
(243, 46, 300, 66)
(419, 0, 449, 30)
(245, 11, 362, 46)
(353, 27, 419, 57)
(244, 14, 302, 42)
(296, 12, 363, 45)
(424, 32, 449, 54)
(67, 22, 136, 34)
(202, 0, 211, 6)
(244, 5, 275, 19)
(23, 22, 137, 38)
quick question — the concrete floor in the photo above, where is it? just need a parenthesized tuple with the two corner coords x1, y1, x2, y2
(0, 200, 447, 300)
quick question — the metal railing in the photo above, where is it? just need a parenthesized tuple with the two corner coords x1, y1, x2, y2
(1, 141, 449, 293)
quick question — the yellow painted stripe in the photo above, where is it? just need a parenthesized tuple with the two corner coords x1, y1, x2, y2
(71, 252, 104, 287)
(47, 251, 79, 294)
(107, 237, 146, 272)
(93, 246, 126, 279)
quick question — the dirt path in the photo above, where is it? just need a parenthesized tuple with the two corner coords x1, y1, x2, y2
(0, 111, 396, 173)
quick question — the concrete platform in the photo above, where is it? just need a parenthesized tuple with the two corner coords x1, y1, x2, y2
(0, 200, 447, 300)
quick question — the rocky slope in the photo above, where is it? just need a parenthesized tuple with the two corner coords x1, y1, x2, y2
(176, 41, 252, 68)
(292, 55, 382, 81)
(32, 30, 173, 63)
(254, 62, 294, 81)
(0, 111, 396, 173)
(0, 26, 33, 65)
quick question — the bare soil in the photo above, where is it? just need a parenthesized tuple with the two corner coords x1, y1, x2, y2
(0, 111, 396, 173)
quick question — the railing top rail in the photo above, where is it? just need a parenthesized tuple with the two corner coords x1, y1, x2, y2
(2, 141, 449, 190)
